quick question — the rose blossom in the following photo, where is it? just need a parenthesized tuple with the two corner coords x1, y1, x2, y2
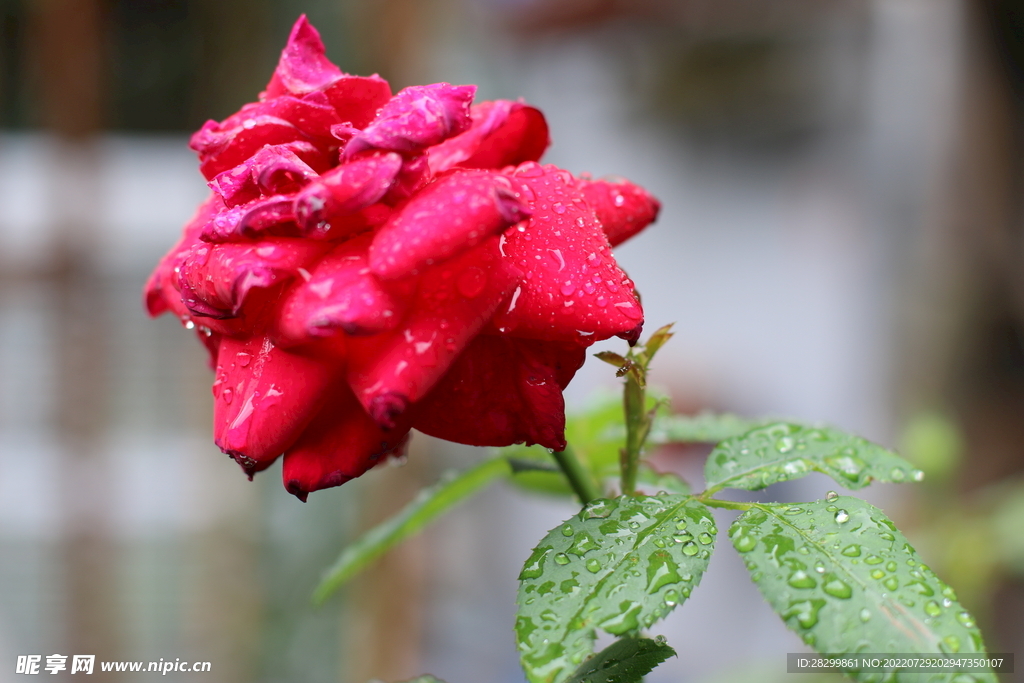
(145, 16, 660, 500)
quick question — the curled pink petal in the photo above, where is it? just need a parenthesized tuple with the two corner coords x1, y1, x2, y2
(145, 194, 223, 320)
(347, 238, 521, 426)
(213, 335, 339, 474)
(252, 92, 342, 143)
(250, 145, 319, 195)
(412, 335, 585, 450)
(200, 196, 298, 242)
(345, 83, 476, 158)
(282, 385, 410, 501)
(177, 237, 329, 319)
(580, 177, 661, 247)
(208, 144, 319, 208)
(323, 75, 393, 130)
(190, 115, 306, 181)
(369, 170, 530, 279)
(428, 100, 550, 174)
(262, 15, 343, 98)
(209, 163, 260, 208)
(491, 162, 644, 345)
(274, 236, 412, 345)
(293, 152, 402, 237)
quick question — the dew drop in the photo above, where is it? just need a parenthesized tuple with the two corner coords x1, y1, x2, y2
(859, 608, 871, 622)
(883, 577, 899, 591)
(787, 570, 817, 589)
(841, 544, 862, 557)
(924, 600, 942, 617)
(586, 558, 601, 573)
(823, 577, 853, 599)
(825, 490, 839, 502)
(682, 543, 699, 556)
(956, 611, 976, 628)
(554, 553, 570, 565)
(890, 467, 906, 481)
(561, 524, 574, 537)
(698, 532, 713, 545)
(581, 499, 613, 519)
(733, 535, 757, 553)
(911, 469, 925, 482)
(941, 635, 961, 653)
(834, 510, 850, 524)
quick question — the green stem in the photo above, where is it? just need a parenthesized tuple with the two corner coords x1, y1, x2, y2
(551, 445, 601, 505)
(621, 372, 644, 495)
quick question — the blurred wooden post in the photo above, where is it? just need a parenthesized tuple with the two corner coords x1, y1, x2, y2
(29, 0, 118, 667)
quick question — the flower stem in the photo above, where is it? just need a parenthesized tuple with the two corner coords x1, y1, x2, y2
(551, 445, 601, 505)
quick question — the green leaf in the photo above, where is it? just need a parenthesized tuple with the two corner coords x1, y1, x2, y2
(516, 494, 716, 683)
(640, 323, 675, 363)
(635, 464, 691, 495)
(649, 411, 764, 445)
(594, 350, 628, 368)
(313, 457, 511, 604)
(730, 497, 995, 682)
(705, 422, 922, 493)
(565, 637, 676, 683)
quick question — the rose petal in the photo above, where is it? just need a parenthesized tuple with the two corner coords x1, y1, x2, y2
(282, 385, 411, 501)
(344, 83, 476, 158)
(208, 144, 319, 208)
(347, 238, 521, 427)
(428, 100, 549, 174)
(275, 235, 412, 345)
(177, 237, 329, 319)
(412, 335, 585, 450)
(200, 195, 298, 242)
(213, 335, 339, 474)
(369, 170, 531, 279)
(580, 177, 661, 247)
(293, 152, 402, 238)
(251, 92, 342, 143)
(190, 115, 307, 181)
(491, 162, 643, 345)
(323, 75, 393, 130)
(262, 15, 343, 98)
(144, 194, 223, 320)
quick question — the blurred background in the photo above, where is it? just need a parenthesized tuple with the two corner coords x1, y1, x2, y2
(1, 0, 1024, 681)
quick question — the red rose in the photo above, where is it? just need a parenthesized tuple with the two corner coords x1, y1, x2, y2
(145, 16, 659, 500)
